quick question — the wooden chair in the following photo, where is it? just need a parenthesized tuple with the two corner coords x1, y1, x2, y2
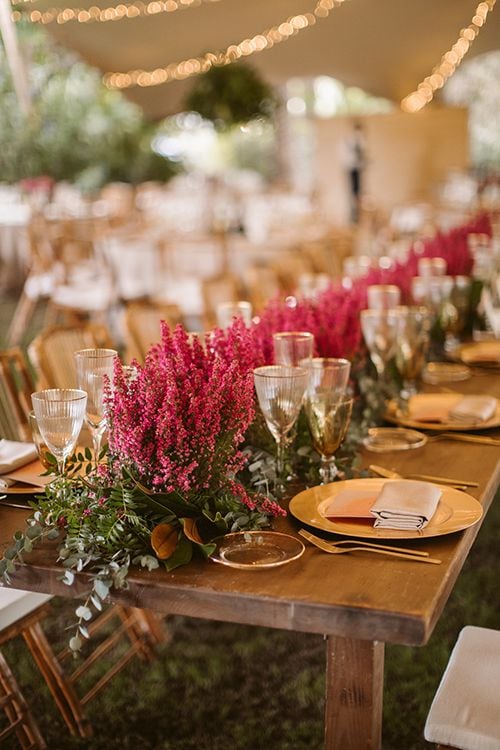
(0, 349, 168, 740)
(28, 323, 115, 389)
(123, 300, 184, 362)
(0, 348, 37, 440)
(0, 647, 47, 749)
(243, 265, 282, 313)
(0, 349, 35, 442)
(201, 274, 241, 329)
(0, 588, 165, 739)
(424, 625, 500, 750)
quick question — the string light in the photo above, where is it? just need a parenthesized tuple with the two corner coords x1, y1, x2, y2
(401, 0, 496, 113)
(11, 0, 222, 26)
(103, 0, 344, 90)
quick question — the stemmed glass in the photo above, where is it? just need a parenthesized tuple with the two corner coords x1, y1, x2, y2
(273, 331, 314, 367)
(366, 284, 401, 310)
(253, 366, 309, 494)
(360, 308, 407, 382)
(216, 301, 253, 328)
(74, 348, 117, 467)
(303, 358, 352, 484)
(394, 306, 432, 396)
(31, 389, 87, 475)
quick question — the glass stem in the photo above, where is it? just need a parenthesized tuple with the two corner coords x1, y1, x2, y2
(319, 455, 337, 484)
(275, 435, 286, 483)
(92, 430, 102, 469)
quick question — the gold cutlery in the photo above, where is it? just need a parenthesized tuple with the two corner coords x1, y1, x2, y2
(427, 433, 500, 446)
(369, 464, 478, 489)
(299, 529, 442, 564)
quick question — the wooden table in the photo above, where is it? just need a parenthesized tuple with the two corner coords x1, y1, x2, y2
(2, 368, 500, 749)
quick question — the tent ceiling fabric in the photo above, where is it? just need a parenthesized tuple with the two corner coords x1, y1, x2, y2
(41, 0, 500, 119)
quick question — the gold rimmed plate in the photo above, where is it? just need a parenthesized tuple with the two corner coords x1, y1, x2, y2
(209, 531, 305, 570)
(0, 484, 45, 495)
(289, 478, 483, 540)
(385, 393, 500, 432)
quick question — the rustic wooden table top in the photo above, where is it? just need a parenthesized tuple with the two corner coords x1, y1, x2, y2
(2, 367, 499, 649)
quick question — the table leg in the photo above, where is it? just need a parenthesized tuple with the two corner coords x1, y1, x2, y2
(324, 635, 384, 750)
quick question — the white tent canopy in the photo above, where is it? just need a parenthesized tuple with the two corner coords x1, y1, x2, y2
(35, 0, 500, 119)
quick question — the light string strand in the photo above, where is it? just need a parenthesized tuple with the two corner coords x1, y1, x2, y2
(103, 0, 344, 90)
(401, 0, 496, 113)
(11, 0, 222, 27)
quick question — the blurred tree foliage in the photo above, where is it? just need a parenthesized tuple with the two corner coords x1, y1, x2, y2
(184, 63, 278, 130)
(0, 22, 177, 188)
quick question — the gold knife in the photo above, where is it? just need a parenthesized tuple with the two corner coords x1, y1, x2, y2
(369, 464, 477, 488)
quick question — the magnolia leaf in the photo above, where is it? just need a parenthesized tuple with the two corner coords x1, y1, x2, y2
(181, 518, 203, 544)
(164, 535, 193, 571)
(84, 446, 92, 461)
(151, 523, 178, 560)
(47, 528, 60, 540)
(198, 542, 217, 559)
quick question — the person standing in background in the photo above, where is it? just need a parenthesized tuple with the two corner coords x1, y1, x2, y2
(342, 121, 367, 224)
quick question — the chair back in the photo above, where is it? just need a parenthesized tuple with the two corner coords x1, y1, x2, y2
(28, 324, 114, 389)
(0, 348, 35, 441)
(202, 274, 240, 329)
(124, 301, 184, 362)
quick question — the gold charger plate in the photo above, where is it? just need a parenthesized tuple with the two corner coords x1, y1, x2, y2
(451, 341, 500, 368)
(0, 484, 44, 495)
(289, 478, 483, 540)
(210, 531, 305, 570)
(385, 393, 500, 432)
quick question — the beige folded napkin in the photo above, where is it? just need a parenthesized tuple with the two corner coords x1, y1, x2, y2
(370, 480, 442, 530)
(0, 459, 50, 489)
(460, 341, 500, 364)
(0, 440, 38, 477)
(408, 394, 497, 424)
(324, 488, 377, 519)
(449, 395, 497, 423)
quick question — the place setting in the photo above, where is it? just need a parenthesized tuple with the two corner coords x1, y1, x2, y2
(0, 438, 49, 502)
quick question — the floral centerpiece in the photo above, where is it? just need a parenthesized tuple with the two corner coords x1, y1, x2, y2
(0, 321, 283, 651)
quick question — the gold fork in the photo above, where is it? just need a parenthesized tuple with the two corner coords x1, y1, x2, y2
(298, 529, 442, 564)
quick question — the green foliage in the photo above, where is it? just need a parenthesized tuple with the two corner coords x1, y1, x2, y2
(184, 62, 278, 130)
(0, 22, 177, 186)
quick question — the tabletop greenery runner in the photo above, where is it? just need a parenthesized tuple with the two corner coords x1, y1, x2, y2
(0, 213, 492, 651)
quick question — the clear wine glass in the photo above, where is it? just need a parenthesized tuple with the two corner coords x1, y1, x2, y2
(74, 348, 117, 467)
(394, 306, 432, 396)
(366, 284, 401, 310)
(360, 308, 407, 382)
(273, 331, 314, 367)
(216, 301, 253, 328)
(253, 365, 309, 494)
(303, 358, 352, 484)
(31, 389, 87, 475)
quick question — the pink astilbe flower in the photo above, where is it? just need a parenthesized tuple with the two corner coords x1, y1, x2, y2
(107, 321, 258, 509)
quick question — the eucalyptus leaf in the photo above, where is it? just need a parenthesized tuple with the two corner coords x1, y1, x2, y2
(69, 636, 82, 652)
(76, 605, 92, 621)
